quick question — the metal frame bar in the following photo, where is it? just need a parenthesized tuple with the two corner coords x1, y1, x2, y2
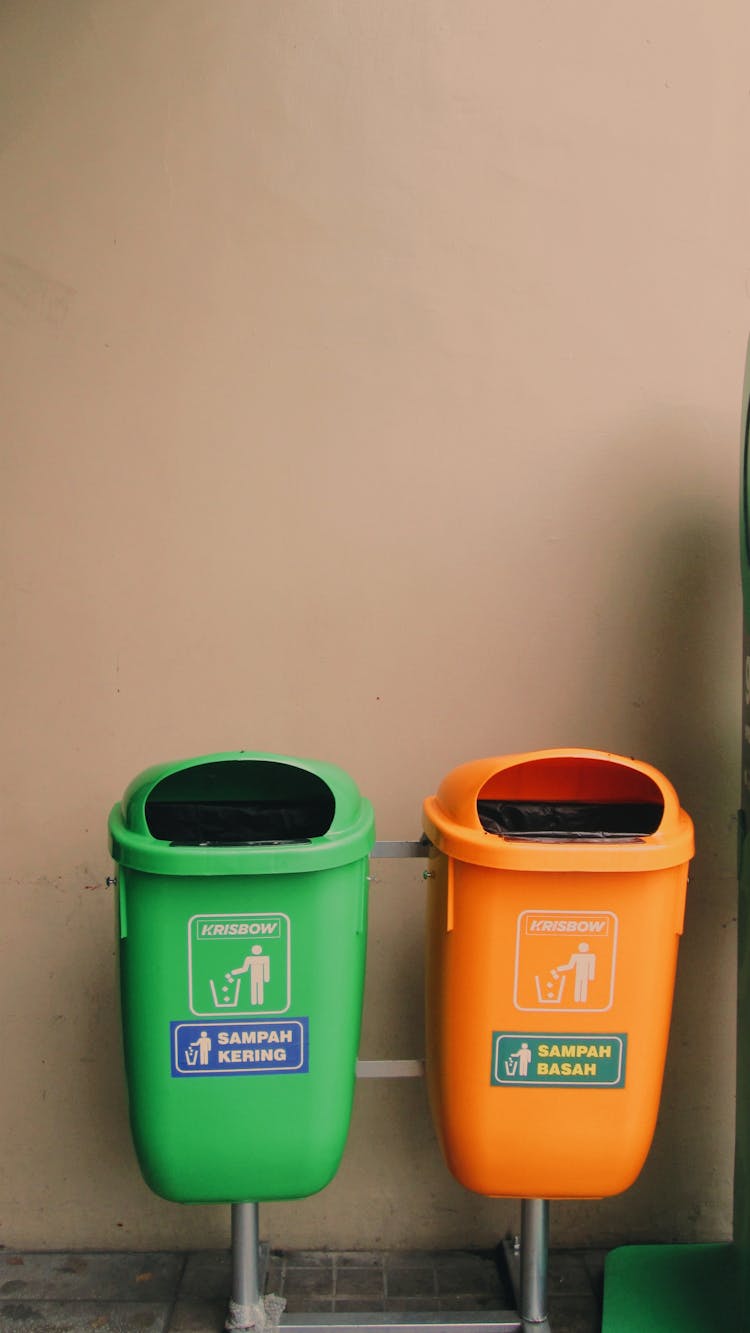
(282, 1316, 521, 1331)
(356, 1060, 424, 1078)
(371, 841, 431, 858)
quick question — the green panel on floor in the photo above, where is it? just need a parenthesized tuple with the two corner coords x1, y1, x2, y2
(602, 1243, 737, 1331)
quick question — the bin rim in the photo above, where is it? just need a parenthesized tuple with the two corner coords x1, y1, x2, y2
(108, 749, 375, 876)
(422, 748, 694, 872)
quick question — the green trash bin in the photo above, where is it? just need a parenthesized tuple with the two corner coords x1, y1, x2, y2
(737, 341, 750, 1324)
(109, 750, 375, 1204)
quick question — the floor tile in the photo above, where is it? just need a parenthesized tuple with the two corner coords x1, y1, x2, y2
(335, 1252, 384, 1269)
(282, 1294, 334, 1314)
(438, 1292, 507, 1311)
(281, 1252, 333, 1268)
(179, 1247, 274, 1303)
(264, 1260, 283, 1294)
(0, 1253, 183, 1304)
(169, 1298, 226, 1332)
(334, 1267, 385, 1298)
(0, 1300, 168, 1330)
(0, 1245, 606, 1332)
(384, 1251, 444, 1268)
(582, 1248, 607, 1303)
(281, 1266, 334, 1297)
(384, 1294, 443, 1313)
(547, 1290, 601, 1333)
(334, 1295, 386, 1313)
(548, 1250, 594, 1296)
(178, 1253, 231, 1302)
(384, 1266, 437, 1299)
(435, 1255, 505, 1297)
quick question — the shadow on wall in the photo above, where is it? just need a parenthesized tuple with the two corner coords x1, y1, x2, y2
(619, 508, 737, 796)
(558, 423, 739, 1245)
(626, 501, 738, 1241)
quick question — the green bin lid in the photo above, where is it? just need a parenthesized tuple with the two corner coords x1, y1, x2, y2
(109, 750, 375, 875)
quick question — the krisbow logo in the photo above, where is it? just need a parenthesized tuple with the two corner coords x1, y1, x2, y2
(197, 920, 281, 938)
(526, 916, 610, 935)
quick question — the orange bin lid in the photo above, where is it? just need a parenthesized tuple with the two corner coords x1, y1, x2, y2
(422, 749, 694, 873)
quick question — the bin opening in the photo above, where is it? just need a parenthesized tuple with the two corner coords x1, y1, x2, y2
(144, 760, 335, 845)
(476, 755, 664, 842)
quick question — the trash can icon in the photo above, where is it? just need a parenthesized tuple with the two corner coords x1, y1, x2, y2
(109, 751, 374, 1203)
(422, 749, 694, 1199)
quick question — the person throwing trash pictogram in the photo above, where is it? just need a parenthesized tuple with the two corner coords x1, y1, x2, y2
(552, 942, 596, 1003)
(227, 945, 270, 1006)
(505, 1041, 533, 1078)
(188, 1030, 212, 1066)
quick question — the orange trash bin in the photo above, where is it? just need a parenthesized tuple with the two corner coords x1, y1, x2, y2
(422, 749, 694, 1200)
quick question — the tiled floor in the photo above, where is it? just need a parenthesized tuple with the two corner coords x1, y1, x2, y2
(0, 1247, 605, 1332)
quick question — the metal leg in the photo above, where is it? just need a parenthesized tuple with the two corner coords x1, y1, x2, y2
(227, 1203, 261, 1330)
(520, 1200, 549, 1331)
(501, 1202, 551, 1332)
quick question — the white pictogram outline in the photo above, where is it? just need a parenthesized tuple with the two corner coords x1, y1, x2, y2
(513, 910, 618, 1013)
(188, 912, 291, 1017)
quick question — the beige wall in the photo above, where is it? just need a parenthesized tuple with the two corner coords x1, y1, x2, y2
(2, 0, 749, 1252)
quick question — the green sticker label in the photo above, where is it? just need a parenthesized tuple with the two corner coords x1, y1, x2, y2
(188, 913, 291, 1017)
(492, 1032, 626, 1087)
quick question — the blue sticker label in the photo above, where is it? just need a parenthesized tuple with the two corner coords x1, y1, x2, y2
(171, 1018, 309, 1077)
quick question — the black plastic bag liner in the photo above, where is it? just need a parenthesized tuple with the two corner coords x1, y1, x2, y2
(477, 800, 663, 841)
(144, 760, 335, 845)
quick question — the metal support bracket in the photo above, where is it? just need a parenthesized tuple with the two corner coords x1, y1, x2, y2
(356, 1059, 424, 1078)
(371, 840, 430, 858)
